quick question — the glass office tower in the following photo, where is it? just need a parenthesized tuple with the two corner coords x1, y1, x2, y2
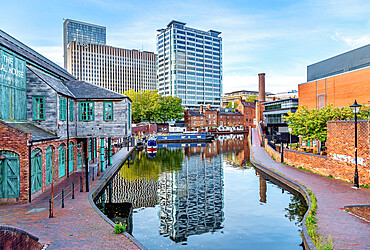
(156, 21, 222, 108)
(63, 19, 106, 68)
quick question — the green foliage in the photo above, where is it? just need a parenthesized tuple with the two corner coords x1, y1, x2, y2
(123, 89, 183, 123)
(119, 148, 184, 181)
(114, 222, 126, 234)
(284, 105, 354, 142)
(305, 189, 333, 249)
(245, 94, 258, 102)
(225, 102, 238, 110)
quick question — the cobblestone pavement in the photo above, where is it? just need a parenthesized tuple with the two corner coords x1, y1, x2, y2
(0, 148, 139, 249)
(250, 128, 370, 249)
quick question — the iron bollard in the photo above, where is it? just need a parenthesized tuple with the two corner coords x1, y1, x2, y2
(61, 189, 64, 208)
(49, 198, 52, 218)
(72, 182, 75, 199)
(92, 167, 95, 181)
(80, 176, 83, 192)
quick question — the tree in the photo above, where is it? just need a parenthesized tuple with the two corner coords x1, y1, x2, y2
(245, 95, 257, 102)
(123, 89, 183, 123)
(284, 105, 354, 142)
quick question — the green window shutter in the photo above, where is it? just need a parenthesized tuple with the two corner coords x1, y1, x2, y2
(79, 101, 94, 121)
(60, 97, 66, 121)
(33, 96, 45, 121)
(128, 102, 131, 129)
(69, 100, 74, 121)
(103, 102, 113, 121)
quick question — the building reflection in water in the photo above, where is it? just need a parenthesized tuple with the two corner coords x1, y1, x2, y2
(95, 135, 255, 243)
(158, 151, 224, 242)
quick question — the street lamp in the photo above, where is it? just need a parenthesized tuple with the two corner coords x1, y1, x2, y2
(350, 100, 362, 188)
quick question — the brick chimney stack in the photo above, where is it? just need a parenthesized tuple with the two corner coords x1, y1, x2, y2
(200, 104, 204, 113)
(258, 73, 266, 102)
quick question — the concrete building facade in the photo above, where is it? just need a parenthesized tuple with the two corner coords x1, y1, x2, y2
(66, 41, 156, 94)
(63, 19, 106, 69)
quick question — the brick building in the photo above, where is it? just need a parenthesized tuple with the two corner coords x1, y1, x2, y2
(184, 101, 255, 129)
(299, 44, 370, 109)
(0, 29, 131, 203)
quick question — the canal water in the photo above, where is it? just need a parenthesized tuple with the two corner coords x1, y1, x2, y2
(95, 135, 307, 249)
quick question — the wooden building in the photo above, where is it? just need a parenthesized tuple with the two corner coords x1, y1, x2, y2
(0, 29, 131, 203)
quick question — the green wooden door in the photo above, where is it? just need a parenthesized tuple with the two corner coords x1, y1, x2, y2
(0, 151, 20, 198)
(77, 143, 82, 169)
(59, 145, 66, 178)
(89, 139, 92, 161)
(68, 142, 74, 173)
(45, 146, 55, 185)
(31, 149, 42, 194)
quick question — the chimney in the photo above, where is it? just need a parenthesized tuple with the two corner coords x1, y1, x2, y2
(258, 73, 266, 103)
(200, 104, 204, 113)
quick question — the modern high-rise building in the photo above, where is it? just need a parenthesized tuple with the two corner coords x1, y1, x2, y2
(156, 21, 222, 108)
(66, 41, 156, 93)
(63, 19, 106, 68)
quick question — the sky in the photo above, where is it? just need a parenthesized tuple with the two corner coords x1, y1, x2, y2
(1, 0, 370, 94)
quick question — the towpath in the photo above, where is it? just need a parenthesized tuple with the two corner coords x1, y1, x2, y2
(0, 147, 140, 249)
(250, 128, 370, 249)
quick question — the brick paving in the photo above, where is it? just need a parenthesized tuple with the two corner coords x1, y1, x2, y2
(250, 128, 370, 249)
(0, 148, 140, 249)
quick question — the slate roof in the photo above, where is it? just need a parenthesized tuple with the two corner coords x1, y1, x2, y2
(65, 81, 127, 100)
(218, 111, 243, 116)
(188, 110, 205, 117)
(8, 122, 59, 141)
(28, 66, 75, 98)
(0, 29, 74, 81)
(241, 101, 256, 108)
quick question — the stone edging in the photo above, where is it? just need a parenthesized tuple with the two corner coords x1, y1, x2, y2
(87, 148, 147, 250)
(249, 136, 317, 250)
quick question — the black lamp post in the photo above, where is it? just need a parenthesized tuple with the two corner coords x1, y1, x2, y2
(350, 100, 362, 188)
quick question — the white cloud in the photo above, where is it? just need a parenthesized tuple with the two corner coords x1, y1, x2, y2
(331, 32, 370, 48)
(32, 46, 63, 67)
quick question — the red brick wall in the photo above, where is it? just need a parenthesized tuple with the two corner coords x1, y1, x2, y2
(345, 205, 370, 221)
(299, 67, 370, 109)
(0, 121, 31, 203)
(29, 138, 79, 200)
(264, 120, 369, 186)
(132, 124, 158, 134)
(326, 120, 369, 186)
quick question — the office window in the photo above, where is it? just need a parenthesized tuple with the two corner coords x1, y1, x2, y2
(33, 96, 45, 120)
(59, 97, 66, 121)
(79, 102, 94, 121)
(103, 102, 113, 121)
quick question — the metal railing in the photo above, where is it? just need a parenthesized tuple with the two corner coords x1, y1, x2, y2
(49, 180, 79, 218)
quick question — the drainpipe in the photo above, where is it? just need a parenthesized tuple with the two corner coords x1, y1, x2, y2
(28, 140, 33, 203)
(84, 139, 89, 192)
(66, 98, 70, 178)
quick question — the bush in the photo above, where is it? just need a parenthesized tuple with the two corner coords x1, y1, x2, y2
(114, 222, 127, 234)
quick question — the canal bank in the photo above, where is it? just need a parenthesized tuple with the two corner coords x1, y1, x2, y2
(0, 147, 141, 249)
(249, 128, 370, 249)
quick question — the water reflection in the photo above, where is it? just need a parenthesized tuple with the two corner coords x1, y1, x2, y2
(95, 135, 307, 249)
